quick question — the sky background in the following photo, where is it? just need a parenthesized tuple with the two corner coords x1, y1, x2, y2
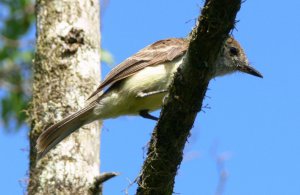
(1, 0, 300, 194)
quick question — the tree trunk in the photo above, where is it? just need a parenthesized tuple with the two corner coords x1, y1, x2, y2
(28, 0, 101, 194)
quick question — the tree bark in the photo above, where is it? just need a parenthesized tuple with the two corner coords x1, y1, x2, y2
(137, 0, 241, 194)
(28, 0, 101, 194)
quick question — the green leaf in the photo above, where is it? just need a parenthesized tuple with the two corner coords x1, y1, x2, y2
(101, 49, 114, 65)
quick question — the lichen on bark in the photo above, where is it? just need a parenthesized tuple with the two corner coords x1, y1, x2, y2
(28, 0, 102, 194)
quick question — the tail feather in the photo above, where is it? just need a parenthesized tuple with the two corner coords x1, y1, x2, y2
(36, 102, 97, 160)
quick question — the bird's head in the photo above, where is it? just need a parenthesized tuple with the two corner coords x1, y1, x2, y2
(214, 37, 263, 78)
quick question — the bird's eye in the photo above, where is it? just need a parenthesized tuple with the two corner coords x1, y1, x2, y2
(229, 47, 239, 56)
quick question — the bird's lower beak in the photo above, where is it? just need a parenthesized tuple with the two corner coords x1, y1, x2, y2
(237, 65, 263, 78)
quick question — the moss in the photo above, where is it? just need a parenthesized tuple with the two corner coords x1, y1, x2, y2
(136, 0, 241, 194)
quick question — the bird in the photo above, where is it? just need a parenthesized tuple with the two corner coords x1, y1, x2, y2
(36, 36, 263, 159)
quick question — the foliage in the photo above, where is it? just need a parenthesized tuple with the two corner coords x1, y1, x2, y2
(0, 0, 35, 131)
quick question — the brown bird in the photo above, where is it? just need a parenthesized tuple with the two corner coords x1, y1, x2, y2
(36, 37, 262, 159)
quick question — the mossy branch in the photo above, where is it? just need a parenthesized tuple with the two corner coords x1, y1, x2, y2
(136, 0, 241, 194)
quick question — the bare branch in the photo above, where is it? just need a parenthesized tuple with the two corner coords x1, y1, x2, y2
(90, 172, 119, 195)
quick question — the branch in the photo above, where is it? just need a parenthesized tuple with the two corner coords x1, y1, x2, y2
(89, 172, 119, 195)
(136, 0, 241, 194)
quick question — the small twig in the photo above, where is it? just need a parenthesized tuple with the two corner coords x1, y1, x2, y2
(211, 142, 230, 195)
(90, 172, 119, 195)
(215, 153, 229, 195)
(122, 177, 135, 195)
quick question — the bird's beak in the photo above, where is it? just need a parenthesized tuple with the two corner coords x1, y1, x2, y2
(237, 65, 263, 78)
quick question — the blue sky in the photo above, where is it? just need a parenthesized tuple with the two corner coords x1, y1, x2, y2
(1, 0, 300, 194)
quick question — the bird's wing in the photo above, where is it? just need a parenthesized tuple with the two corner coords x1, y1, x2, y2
(87, 38, 188, 100)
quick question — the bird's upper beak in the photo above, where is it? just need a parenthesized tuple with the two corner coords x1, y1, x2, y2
(237, 65, 263, 78)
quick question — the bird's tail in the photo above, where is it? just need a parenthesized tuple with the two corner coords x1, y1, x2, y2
(36, 102, 97, 160)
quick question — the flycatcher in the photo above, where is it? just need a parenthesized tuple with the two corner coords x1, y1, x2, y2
(36, 37, 262, 159)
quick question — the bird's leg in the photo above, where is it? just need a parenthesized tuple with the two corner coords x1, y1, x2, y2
(136, 89, 168, 98)
(139, 110, 158, 121)
(137, 89, 167, 120)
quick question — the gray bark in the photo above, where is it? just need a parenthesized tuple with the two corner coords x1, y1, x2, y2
(28, 0, 101, 194)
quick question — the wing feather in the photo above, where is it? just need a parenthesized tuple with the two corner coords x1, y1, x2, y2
(87, 38, 188, 100)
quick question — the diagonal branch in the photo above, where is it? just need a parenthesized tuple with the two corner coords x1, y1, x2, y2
(136, 0, 241, 194)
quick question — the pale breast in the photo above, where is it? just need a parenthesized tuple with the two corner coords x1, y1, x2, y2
(94, 57, 184, 119)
